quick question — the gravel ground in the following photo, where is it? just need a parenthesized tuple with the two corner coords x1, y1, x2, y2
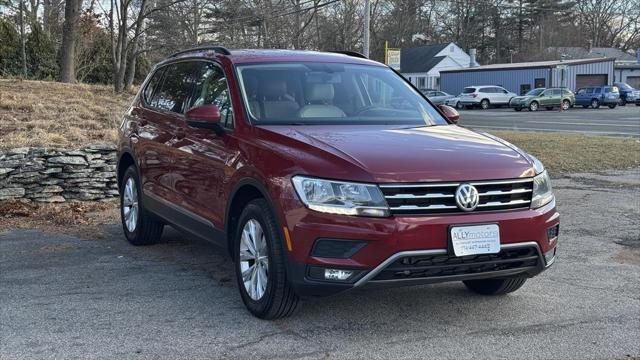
(1, 169, 639, 359)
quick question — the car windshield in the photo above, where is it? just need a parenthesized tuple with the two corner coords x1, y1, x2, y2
(235, 63, 448, 126)
(615, 83, 632, 90)
(525, 89, 545, 96)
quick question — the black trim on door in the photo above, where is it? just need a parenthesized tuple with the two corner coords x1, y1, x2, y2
(143, 191, 226, 248)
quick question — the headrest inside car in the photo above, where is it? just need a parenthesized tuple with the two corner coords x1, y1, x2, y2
(306, 83, 335, 102)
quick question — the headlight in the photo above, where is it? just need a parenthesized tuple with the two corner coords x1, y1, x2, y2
(530, 156, 554, 208)
(291, 176, 389, 217)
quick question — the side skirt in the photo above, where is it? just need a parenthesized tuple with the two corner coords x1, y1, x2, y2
(143, 192, 227, 250)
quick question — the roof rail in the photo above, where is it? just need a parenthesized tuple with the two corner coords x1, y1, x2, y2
(330, 50, 368, 59)
(169, 45, 231, 58)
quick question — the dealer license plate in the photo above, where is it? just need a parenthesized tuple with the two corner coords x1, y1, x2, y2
(450, 224, 500, 257)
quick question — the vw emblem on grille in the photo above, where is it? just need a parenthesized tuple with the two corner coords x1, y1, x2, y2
(455, 183, 479, 211)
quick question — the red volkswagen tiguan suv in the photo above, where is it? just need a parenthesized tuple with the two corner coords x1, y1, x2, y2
(117, 46, 559, 319)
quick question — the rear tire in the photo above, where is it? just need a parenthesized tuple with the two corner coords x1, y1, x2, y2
(619, 98, 626, 106)
(607, 103, 617, 109)
(463, 277, 527, 295)
(480, 99, 490, 110)
(234, 199, 299, 319)
(591, 99, 600, 109)
(455, 102, 464, 110)
(561, 100, 570, 110)
(120, 166, 163, 246)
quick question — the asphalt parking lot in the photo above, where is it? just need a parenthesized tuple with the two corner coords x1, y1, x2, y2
(458, 105, 640, 137)
(1, 169, 639, 359)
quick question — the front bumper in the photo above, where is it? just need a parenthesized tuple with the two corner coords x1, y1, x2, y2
(284, 199, 559, 297)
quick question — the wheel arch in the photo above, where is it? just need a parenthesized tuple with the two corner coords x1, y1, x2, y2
(225, 178, 285, 259)
(117, 150, 136, 191)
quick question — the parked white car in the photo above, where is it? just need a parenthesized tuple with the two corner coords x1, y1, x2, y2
(458, 85, 516, 109)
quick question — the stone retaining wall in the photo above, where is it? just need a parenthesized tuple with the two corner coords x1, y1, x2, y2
(0, 144, 118, 203)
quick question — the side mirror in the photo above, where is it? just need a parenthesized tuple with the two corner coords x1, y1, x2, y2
(185, 105, 224, 135)
(438, 104, 460, 124)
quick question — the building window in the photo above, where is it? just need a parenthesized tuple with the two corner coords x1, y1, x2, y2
(417, 77, 426, 89)
(535, 78, 545, 88)
(520, 84, 531, 95)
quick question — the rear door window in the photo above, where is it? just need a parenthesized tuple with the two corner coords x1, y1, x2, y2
(586, 88, 594, 94)
(552, 89, 561, 96)
(594, 88, 601, 94)
(151, 62, 201, 114)
(143, 68, 165, 105)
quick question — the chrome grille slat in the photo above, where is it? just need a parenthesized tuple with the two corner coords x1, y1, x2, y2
(380, 177, 534, 215)
(385, 193, 454, 199)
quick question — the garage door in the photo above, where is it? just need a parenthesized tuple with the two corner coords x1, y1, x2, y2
(626, 76, 640, 89)
(576, 74, 608, 89)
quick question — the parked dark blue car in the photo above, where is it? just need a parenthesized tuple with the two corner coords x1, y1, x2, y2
(575, 85, 620, 109)
(613, 82, 640, 106)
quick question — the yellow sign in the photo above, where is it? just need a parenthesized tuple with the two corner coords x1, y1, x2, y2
(385, 41, 401, 70)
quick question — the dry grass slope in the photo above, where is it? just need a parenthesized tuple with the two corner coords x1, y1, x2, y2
(0, 79, 133, 148)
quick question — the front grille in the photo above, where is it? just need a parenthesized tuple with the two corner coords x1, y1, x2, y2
(380, 178, 533, 215)
(372, 246, 539, 281)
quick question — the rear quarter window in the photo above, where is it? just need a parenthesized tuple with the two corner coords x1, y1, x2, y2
(462, 87, 476, 93)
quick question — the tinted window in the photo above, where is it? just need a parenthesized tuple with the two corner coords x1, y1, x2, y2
(462, 87, 476, 94)
(541, 90, 552, 96)
(526, 88, 544, 96)
(143, 68, 165, 104)
(479, 88, 491, 93)
(151, 62, 200, 114)
(586, 88, 594, 94)
(594, 88, 601, 94)
(190, 62, 234, 128)
(576, 88, 586, 94)
(552, 89, 561, 96)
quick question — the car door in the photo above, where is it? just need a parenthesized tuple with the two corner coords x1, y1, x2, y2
(138, 62, 199, 206)
(551, 89, 562, 106)
(575, 88, 588, 105)
(127, 66, 183, 204)
(538, 89, 552, 106)
(497, 87, 510, 104)
(170, 61, 240, 240)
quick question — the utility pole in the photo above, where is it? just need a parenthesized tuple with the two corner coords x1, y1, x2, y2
(363, 0, 370, 58)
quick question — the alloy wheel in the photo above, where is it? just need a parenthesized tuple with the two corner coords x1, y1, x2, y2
(561, 100, 570, 110)
(122, 177, 139, 232)
(529, 102, 538, 111)
(239, 219, 269, 301)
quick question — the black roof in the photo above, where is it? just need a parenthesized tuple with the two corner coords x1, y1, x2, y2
(400, 44, 449, 73)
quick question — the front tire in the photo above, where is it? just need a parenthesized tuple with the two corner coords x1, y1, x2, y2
(234, 199, 299, 319)
(455, 102, 464, 110)
(529, 101, 539, 111)
(608, 103, 617, 109)
(463, 277, 527, 295)
(514, 107, 522, 112)
(120, 166, 163, 246)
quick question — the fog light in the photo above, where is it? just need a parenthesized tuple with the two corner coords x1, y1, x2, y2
(324, 269, 353, 281)
(544, 247, 556, 263)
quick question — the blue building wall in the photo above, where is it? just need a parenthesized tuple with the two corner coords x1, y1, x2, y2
(441, 59, 614, 95)
(440, 68, 550, 95)
(562, 60, 614, 90)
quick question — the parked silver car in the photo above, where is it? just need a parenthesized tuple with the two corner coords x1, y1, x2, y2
(420, 90, 456, 105)
(458, 85, 517, 109)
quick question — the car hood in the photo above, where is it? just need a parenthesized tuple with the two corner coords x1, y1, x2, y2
(257, 124, 535, 183)
(512, 96, 532, 101)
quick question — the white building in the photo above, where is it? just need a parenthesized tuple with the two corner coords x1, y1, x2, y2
(400, 43, 478, 90)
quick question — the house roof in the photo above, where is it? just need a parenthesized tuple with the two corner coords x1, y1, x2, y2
(440, 57, 616, 73)
(400, 43, 450, 73)
(545, 47, 636, 62)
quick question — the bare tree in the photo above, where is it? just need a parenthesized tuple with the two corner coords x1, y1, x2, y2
(60, 0, 82, 82)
